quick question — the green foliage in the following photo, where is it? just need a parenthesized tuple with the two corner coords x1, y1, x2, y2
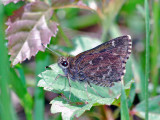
(134, 96, 160, 120)
(1, 0, 160, 120)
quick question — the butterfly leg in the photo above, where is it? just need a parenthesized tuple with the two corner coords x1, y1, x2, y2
(84, 83, 91, 100)
(51, 74, 67, 87)
(54, 74, 72, 100)
(67, 76, 72, 100)
(55, 74, 67, 81)
(87, 81, 104, 98)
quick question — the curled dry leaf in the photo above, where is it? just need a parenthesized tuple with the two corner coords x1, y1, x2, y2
(6, 1, 58, 66)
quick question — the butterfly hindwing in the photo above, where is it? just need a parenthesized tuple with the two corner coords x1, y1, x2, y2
(68, 35, 132, 86)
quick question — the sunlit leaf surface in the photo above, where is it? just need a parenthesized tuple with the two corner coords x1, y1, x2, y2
(6, 1, 58, 65)
(134, 96, 160, 120)
(38, 36, 133, 119)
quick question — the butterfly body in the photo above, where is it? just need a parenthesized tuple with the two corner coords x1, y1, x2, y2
(58, 35, 132, 87)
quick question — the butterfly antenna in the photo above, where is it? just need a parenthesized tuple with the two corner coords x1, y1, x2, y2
(42, 44, 61, 57)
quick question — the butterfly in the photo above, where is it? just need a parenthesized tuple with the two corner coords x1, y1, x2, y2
(56, 35, 132, 91)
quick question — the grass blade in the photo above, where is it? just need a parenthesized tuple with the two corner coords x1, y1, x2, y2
(10, 69, 33, 120)
(120, 85, 130, 120)
(0, 4, 17, 120)
(34, 52, 49, 120)
(16, 66, 26, 86)
(120, 57, 132, 120)
(151, 0, 159, 96)
(144, 0, 150, 119)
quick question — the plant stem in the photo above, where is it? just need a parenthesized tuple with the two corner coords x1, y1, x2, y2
(58, 25, 72, 47)
(144, 0, 150, 119)
(52, 15, 72, 47)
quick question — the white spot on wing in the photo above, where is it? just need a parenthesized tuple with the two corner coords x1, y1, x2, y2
(99, 56, 103, 60)
(112, 41, 115, 47)
(107, 66, 112, 75)
(91, 72, 95, 76)
(97, 67, 99, 71)
(89, 60, 92, 65)
(123, 69, 126, 74)
(113, 53, 118, 55)
(102, 75, 105, 80)
(127, 35, 131, 39)
(121, 76, 124, 80)
(128, 46, 132, 49)
(129, 41, 132, 44)
(128, 49, 132, 52)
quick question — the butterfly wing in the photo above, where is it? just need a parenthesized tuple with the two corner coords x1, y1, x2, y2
(68, 35, 132, 87)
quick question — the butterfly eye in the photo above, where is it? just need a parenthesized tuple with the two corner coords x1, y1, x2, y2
(61, 61, 68, 67)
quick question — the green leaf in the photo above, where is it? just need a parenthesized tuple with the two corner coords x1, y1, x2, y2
(50, 97, 94, 120)
(127, 83, 136, 108)
(38, 36, 133, 119)
(132, 57, 145, 101)
(134, 96, 160, 120)
(121, 85, 130, 120)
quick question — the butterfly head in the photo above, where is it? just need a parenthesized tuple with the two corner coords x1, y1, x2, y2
(58, 56, 69, 69)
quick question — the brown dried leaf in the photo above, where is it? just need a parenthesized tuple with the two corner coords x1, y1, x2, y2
(6, 1, 58, 66)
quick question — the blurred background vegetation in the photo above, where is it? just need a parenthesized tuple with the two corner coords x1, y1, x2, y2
(0, 0, 159, 120)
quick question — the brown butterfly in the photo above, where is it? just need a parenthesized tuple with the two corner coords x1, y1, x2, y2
(57, 35, 131, 84)
(46, 35, 132, 98)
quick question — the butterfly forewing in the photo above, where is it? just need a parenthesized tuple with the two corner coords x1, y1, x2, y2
(67, 35, 132, 87)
